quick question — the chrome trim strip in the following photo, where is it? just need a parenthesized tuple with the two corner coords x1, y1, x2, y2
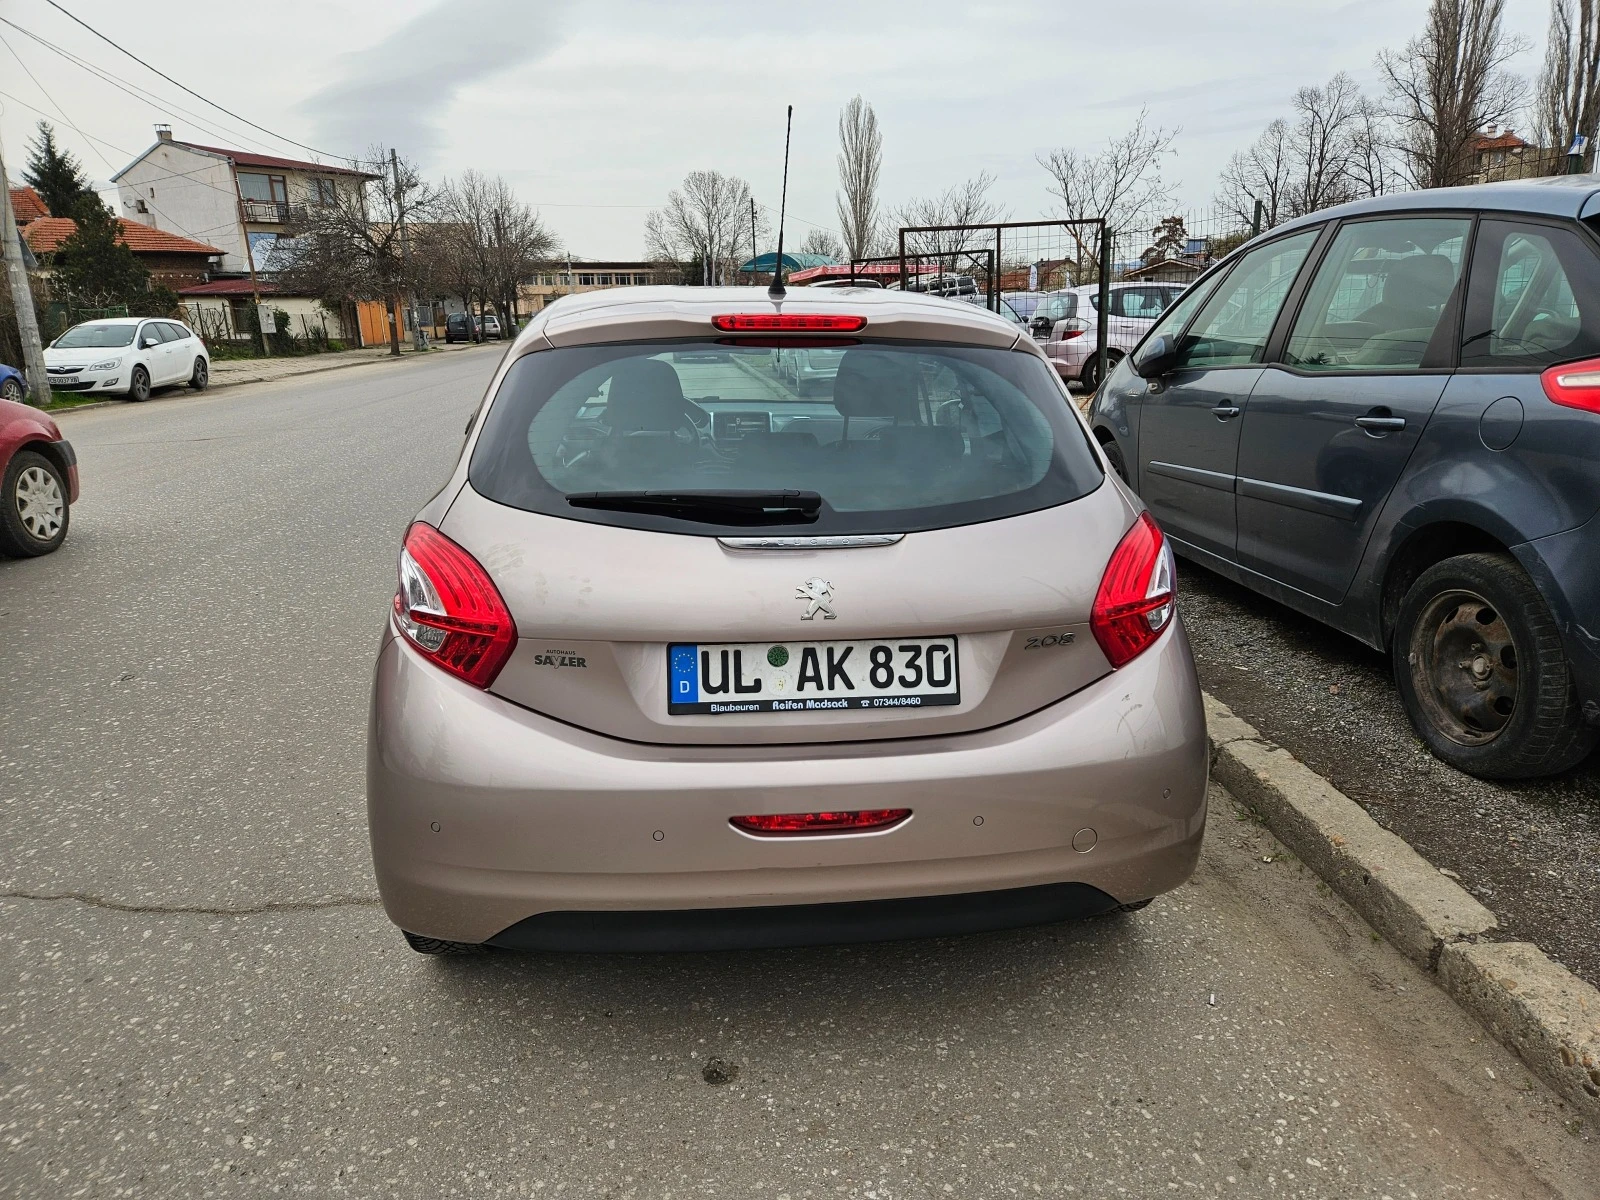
(1236, 476, 1363, 520)
(1146, 460, 1236, 492)
(717, 534, 905, 550)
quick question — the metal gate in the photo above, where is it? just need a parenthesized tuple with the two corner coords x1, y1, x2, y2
(898, 219, 1113, 388)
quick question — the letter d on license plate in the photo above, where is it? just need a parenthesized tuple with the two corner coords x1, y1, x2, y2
(668, 637, 959, 715)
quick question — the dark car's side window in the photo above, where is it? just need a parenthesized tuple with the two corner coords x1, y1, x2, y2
(1170, 230, 1319, 370)
(1462, 219, 1600, 368)
(1283, 216, 1470, 371)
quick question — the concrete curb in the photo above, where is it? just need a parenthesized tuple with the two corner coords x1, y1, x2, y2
(1205, 692, 1600, 1121)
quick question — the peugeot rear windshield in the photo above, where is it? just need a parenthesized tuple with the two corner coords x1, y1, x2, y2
(468, 339, 1104, 536)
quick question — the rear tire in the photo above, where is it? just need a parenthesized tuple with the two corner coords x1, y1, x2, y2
(128, 365, 151, 403)
(0, 449, 69, 557)
(1099, 436, 1129, 483)
(188, 358, 209, 390)
(1, 376, 23, 403)
(1392, 552, 1596, 779)
(402, 930, 487, 955)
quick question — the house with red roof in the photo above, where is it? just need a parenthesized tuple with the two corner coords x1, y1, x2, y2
(22, 215, 223, 287)
(110, 124, 378, 278)
(8, 185, 49, 227)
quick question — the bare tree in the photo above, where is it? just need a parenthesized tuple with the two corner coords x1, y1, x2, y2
(1379, 0, 1530, 189)
(834, 96, 883, 262)
(280, 145, 438, 354)
(1348, 93, 1403, 197)
(1533, 0, 1600, 169)
(645, 170, 757, 285)
(890, 172, 1007, 264)
(1290, 73, 1366, 213)
(429, 172, 559, 334)
(1038, 108, 1178, 282)
(1219, 118, 1293, 231)
(799, 227, 843, 259)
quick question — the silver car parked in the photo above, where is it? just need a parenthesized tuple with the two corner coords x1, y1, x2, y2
(367, 286, 1208, 954)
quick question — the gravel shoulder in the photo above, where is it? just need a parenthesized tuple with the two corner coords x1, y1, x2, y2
(1180, 562, 1600, 990)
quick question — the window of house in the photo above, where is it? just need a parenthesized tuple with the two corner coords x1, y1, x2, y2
(634, 274, 650, 285)
(578, 274, 595, 285)
(597, 274, 612, 285)
(313, 178, 338, 206)
(238, 173, 288, 204)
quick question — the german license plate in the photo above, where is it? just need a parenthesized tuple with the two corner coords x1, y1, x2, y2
(668, 637, 959, 715)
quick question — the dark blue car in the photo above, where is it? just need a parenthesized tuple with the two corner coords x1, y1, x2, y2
(1092, 177, 1600, 779)
(0, 362, 25, 404)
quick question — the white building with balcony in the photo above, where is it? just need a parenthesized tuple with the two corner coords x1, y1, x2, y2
(111, 126, 379, 277)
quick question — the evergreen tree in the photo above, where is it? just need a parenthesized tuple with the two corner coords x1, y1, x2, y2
(53, 196, 151, 307)
(21, 121, 92, 217)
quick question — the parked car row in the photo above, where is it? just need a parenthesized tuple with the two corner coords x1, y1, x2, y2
(445, 312, 506, 343)
(1093, 179, 1600, 780)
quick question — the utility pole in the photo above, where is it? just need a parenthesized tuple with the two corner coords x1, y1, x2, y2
(0, 132, 51, 404)
(750, 197, 758, 284)
(393, 148, 422, 352)
(238, 199, 270, 357)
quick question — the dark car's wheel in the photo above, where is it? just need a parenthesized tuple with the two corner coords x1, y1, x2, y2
(1, 375, 24, 403)
(1393, 553, 1596, 779)
(128, 365, 151, 403)
(0, 449, 69, 557)
(1080, 350, 1122, 395)
(402, 930, 487, 955)
(188, 358, 208, 390)
(1099, 436, 1129, 483)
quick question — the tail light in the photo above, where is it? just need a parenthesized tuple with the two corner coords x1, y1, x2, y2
(392, 522, 517, 688)
(1053, 318, 1089, 342)
(1091, 513, 1176, 668)
(1541, 357, 1600, 414)
(730, 809, 911, 836)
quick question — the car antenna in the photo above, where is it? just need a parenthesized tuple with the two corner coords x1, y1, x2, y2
(768, 104, 793, 301)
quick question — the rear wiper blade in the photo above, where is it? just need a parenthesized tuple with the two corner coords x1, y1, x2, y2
(566, 489, 822, 525)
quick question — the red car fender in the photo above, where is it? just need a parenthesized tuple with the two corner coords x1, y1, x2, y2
(0, 397, 79, 502)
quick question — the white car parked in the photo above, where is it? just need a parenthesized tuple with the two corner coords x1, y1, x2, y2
(43, 317, 210, 403)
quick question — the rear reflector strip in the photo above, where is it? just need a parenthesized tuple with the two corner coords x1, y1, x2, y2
(712, 313, 867, 332)
(730, 809, 911, 836)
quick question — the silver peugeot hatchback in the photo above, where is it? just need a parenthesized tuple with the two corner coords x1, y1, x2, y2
(367, 286, 1208, 953)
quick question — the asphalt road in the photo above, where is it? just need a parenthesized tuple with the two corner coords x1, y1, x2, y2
(2, 351, 1598, 1197)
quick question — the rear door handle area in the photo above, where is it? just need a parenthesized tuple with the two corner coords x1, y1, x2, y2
(1210, 405, 1241, 420)
(1355, 415, 1407, 433)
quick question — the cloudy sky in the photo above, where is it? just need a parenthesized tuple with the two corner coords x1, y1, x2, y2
(0, 0, 1559, 259)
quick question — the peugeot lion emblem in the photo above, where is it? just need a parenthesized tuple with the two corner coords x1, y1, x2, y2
(795, 577, 837, 621)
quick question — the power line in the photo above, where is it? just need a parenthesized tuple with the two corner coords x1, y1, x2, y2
(0, 16, 315, 165)
(41, 0, 357, 166)
(0, 28, 116, 173)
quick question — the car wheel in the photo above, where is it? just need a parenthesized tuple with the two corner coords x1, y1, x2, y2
(0, 449, 69, 557)
(128, 365, 151, 403)
(1, 376, 23, 403)
(1393, 552, 1596, 779)
(188, 357, 209, 390)
(1081, 351, 1122, 395)
(402, 930, 487, 955)
(1099, 436, 1129, 483)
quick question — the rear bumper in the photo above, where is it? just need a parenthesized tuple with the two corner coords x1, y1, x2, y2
(1517, 510, 1600, 721)
(367, 621, 1209, 947)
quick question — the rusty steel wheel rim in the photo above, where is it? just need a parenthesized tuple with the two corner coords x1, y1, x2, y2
(1409, 588, 1519, 746)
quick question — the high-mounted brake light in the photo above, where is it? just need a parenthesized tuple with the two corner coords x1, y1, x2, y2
(393, 522, 517, 688)
(730, 809, 911, 836)
(712, 313, 867, 333)
(1091, 513, 1176, 669)
(1541, 356, 1600, 415)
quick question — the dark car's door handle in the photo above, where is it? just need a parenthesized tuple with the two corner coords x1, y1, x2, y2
(1210, 405, 1241, 420)
(1355, 415, 1407, 432)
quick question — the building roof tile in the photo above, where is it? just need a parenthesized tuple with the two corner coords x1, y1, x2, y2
(23, 216, 224, 256)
